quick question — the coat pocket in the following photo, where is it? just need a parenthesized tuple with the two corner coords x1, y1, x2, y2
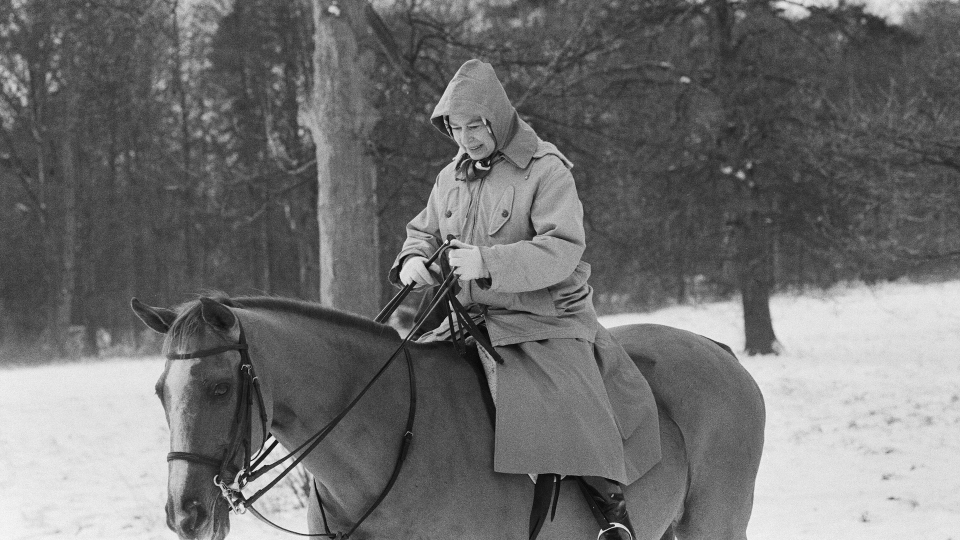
(441, 186, 462, 237)
(487, 186, 515, 236)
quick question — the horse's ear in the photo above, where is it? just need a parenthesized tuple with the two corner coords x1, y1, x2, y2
(131, 298, 177, 334)
(199, 297, 237, 332)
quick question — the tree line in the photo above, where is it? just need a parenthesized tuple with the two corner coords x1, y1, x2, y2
(1, 0, 958, 362)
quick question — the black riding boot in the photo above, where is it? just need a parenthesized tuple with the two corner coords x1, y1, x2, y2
(580, 476, 636, 540)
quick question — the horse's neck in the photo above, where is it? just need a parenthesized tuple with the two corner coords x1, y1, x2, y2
(242, 309, 420, 510)
(244, 308, 496, 523)
(319, 341, 499, 529)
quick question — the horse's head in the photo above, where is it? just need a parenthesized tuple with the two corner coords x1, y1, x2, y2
(133, 296, 267, 540)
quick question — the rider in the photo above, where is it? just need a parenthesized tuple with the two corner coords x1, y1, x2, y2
(389, 59, 661, 540)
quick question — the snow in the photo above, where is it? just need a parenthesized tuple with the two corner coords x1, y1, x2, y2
(601, 280, 960, 540)
(2, 279, 959, 539)
(0, 361, 302, 539)
(778, 0, 921, 23)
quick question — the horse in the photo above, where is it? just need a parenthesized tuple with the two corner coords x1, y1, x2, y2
(132, 294, 765, 540)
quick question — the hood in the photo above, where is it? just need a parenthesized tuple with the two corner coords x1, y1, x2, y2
(431, 59, 539, 169)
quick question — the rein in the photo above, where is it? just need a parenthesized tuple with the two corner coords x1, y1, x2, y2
(166, 239, 493, 538)
(166, 315, 416, 538)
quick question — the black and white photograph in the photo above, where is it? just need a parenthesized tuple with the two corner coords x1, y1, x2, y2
(1, 0, 957, 539)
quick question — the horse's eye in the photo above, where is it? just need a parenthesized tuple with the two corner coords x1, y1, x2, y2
(212, 383, 230, 397)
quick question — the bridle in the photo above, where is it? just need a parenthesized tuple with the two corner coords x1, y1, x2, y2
(165, 238, 498, 538)
(165, 325, 268, 515)
(165, 317, 417, 539)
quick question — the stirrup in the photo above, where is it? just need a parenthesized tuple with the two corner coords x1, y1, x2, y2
(598, 522, 634, 540)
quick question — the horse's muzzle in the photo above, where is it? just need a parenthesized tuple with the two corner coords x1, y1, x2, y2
(167, 494, 229, 540)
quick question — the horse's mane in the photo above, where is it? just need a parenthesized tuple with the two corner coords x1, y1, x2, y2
(165, 292, 400, 353)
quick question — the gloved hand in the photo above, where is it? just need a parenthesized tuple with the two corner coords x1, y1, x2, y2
(448, 240, 490, 281)
(399, 256, 440, 289)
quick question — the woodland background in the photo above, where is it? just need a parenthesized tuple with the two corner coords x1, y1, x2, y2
(2, 0, 959, 362)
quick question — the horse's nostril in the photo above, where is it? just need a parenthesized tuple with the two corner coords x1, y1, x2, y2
(166, 498, 176, 532)
(178, 498, 208, 536)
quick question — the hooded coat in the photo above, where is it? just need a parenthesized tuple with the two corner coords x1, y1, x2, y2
(390, 60, 660, 483)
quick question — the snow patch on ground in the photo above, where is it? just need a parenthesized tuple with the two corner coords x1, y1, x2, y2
(2, 279, 958, 539)
(601, 280, 960, 540)
(0, 360, 302, 539)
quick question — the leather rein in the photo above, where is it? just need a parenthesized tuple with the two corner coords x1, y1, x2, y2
(166, 238, 496, 538)
(165, 317, 416, 539)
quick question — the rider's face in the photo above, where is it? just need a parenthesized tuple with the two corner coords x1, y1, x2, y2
(448, 113, 496, 160)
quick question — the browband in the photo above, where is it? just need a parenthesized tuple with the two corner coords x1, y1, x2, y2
(167, 343, 248, 360)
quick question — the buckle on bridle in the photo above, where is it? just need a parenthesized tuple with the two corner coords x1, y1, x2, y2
(214, 473, 248, 514)
(240, 364, 256, 379)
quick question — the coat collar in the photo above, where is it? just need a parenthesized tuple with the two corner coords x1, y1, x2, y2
(500, 117, 539, 170)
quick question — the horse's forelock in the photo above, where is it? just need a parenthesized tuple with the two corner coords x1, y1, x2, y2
(162, 294, 241, 354)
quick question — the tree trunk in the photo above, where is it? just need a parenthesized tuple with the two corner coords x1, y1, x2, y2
(708, 0, 780, 355)
(296, 213, 320, 301)
(53, 96, 80, 358)
(736, 210, 781, 356)
(119, 149, 140, 349)
(171, 0, 196, 288)
(301, 0, 380, 316)
(260, 204, 273, 294)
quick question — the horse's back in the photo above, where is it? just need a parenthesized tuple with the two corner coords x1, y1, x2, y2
(609, 323, 765, 425)
(610, 323, 765, 539)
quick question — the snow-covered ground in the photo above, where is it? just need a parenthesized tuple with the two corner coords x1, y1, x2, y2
(2, 279, 958, 539)
(605, 280, 960, 540)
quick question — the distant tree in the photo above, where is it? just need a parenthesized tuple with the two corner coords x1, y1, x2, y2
(671, 0, 924, 354)
(1, 0, 198, 356)
(784, 2, 958, 283)
(0, 1, 130, 355)
(207, 0, 319, 299)
(1, 0, 956, 362)
(853, 0, 960, 268)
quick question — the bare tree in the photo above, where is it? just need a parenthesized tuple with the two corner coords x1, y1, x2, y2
(301, 0, 381, 315)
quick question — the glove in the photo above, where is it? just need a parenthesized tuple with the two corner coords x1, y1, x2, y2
(447, 240, 490, 282)
(399, 256, 440, 289)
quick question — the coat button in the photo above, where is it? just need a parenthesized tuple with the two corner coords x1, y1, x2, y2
(501, 210, 509, 218)
(445, 210, 452, 218)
